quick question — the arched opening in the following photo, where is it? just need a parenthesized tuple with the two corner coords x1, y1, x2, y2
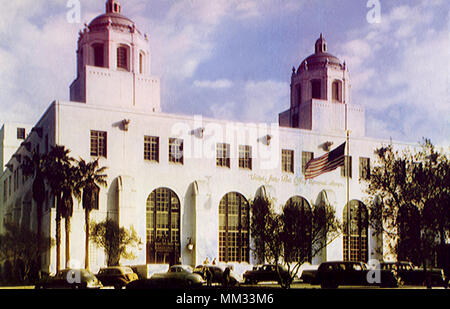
(314, 190, 335, 262)
(219, 192, 249, 263)
(146, 188, 180, 265)
(311, 79, 322, 100)
(332, 80, 342, 102)
(139, 51, 145, 74)
(296, 84, 302, 106)
(92, 43, 105, 68)
(117, 45, 129, 71)
(283, 196, 312, 263)
(343, 200, 368, 262)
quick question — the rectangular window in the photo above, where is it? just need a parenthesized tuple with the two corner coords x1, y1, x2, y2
(216, 143, 231, 168)
(341, 155, 352, 178)
(238, 145, 252, 170)
(169, 138, 183, 164)
(17, 128, 26, 140)
(302, 151, 314, 174)
(90, 130, 107, 158)
(359, 157, 371, 180)
(144, 136, 159, 162)
(282, 149, 294, 173)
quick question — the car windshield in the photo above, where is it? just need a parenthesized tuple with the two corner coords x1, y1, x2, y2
(122, 267, 134, 274)
(170, 265, 193, 273)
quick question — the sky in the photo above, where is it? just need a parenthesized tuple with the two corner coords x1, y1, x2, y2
(0, 0, 449, 147)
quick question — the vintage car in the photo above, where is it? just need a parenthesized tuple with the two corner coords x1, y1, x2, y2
(300, 268, 319, 284)
(133, 265, 204, 288)
(96, 266, 139, 289)
(316, 261, 398, 289)
(243, 264, 291, 286)
(193, 265, 239, 286)
(380, 261, 448, 288)
(35, 269, 103, 289)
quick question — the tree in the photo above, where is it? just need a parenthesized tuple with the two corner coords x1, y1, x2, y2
(75, 158, 108, 270)
(366, 139, 449, 269)
(0, 223, 53, 283)
(90, 219, 139, 266)
(21, 151, 47, 270)
(45, 145, 76, 271)
(250, 195, 341, 288)
(250, 196, 283, 266)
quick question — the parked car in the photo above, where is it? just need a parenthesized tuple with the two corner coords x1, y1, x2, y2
(35, 269, 103, 289)
(243, 264, 291, 286)
(316, 261, 398, 289)
(380, 261, 448, 288)
(193, 265, 239, 286)
(300, 268, 319, 284)
(131, 265, 204, 288)
(96, 266, 139, 289)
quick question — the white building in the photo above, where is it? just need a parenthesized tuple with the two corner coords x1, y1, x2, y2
(1, 1, 416, 275)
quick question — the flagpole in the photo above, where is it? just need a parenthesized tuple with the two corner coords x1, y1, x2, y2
(346, 129, 350, 261)
(345, 103, 351, 262)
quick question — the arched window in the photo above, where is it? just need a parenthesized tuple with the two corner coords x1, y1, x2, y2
(92, 43, 104, 68)
(332, 80, 342, 102)
(296, 84, 302, 106)
(283, 196, 312, 263)
(343, 200, 368, 262)
(139, 51, 145, 74)
(117, 46, 129, 71)
(219, 192, 249, 263)
(146, 188, 180, 264)
(311, 80, 321, 99)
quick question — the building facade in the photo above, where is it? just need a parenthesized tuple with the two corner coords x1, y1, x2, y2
(0, 1, 416, 275)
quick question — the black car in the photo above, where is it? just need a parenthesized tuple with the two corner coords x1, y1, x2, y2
(35, 269, 103, 289)
(96, 266, 139, 289)
(193, 265, 239, 286)
(243, 264, 291, 286)
(316, 261, 398, 289)
(380, 261, 448, 288)
(127, 265, 204, 289)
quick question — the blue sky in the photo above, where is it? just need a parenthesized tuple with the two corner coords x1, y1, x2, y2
(0, 0, 449, 146)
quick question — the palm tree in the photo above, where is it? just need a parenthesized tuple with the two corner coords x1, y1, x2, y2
(45, 145, 75, 271)
(21, 151, 47, 272)
(76, 158, 108, 270)
(60, 164, 82, 268)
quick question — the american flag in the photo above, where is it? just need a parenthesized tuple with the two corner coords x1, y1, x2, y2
(304, 142, 346, 180)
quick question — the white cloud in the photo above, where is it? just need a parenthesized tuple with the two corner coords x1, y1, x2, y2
(194, 79, 233, 89)
(207, 79, 288, 123)
(242, 80, 289, 123)
(337, 1, 449, 145)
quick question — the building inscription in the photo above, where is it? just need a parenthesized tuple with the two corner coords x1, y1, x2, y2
(248, 173, 344, 188)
